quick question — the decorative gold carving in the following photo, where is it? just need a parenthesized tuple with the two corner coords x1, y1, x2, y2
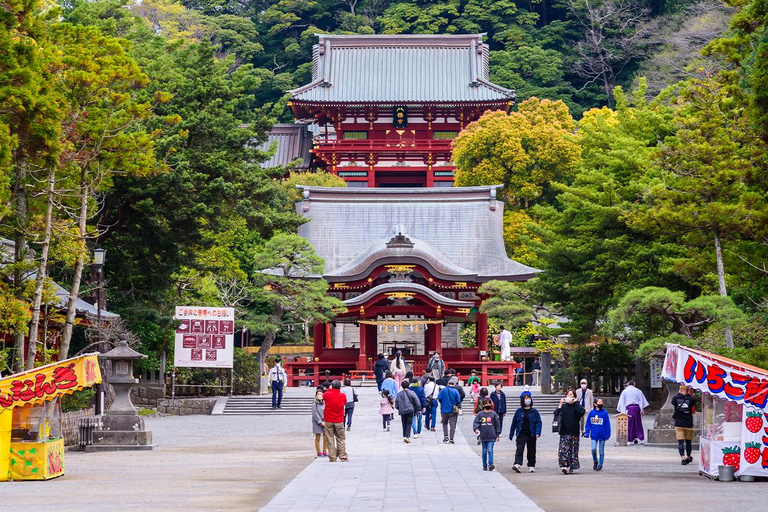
(333, 283, 347, 289)
(385, 265, 416, 274)
(456, 308, 471, 314)
(385, 292, 415, 300)
(452, 282, 468, 288)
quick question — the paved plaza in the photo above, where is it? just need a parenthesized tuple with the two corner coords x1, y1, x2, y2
(3, 387, 768, 511)
(260, 388, 541, 512)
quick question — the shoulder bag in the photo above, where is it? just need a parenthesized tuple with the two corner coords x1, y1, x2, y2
(552, 409, 562, 434)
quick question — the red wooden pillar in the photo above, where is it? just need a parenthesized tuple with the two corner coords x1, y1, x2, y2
(358, 322, 367, 370)
(476, 313, 488, 352)
(433, 322, 442, 352)
(313, 322, 324, 359)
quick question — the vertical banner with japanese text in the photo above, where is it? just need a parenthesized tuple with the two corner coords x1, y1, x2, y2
(174, 306, 235, 368)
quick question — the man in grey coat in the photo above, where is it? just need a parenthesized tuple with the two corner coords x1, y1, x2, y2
(427, 352, 446, 381)
(394, 380, 423, 443)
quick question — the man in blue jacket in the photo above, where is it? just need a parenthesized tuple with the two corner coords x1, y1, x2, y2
(509, 394, 542, 473)
(437, 379, 462, 444)
(374, 353, 390, 391)
(584, 397, 611, 471)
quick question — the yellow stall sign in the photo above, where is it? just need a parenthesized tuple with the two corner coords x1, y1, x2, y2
(0, 353, 102, 410)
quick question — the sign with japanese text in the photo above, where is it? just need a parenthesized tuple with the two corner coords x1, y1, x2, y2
(650, 358, 663, 389)
(662, 344, 768, 412)
(174, 307, 234, 368)
(0, 354, 102, 410)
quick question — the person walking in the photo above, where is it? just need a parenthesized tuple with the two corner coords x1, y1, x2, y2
(395, 380, 422, 443)
(380, 370, 398, 422)
(467, 370, 481, 402)
(509, 393, 541, 473)
(473, 387, 492, 414)
(341, 378, 358, 431)
(438, 379, 462, 444)
(617, 380, 649, 444)
(556, 388, 585, 474)
(374, 353, 389, 391)
(436, 369, 451, 388)
(269, 361, 287, 409)
(491, 383, 508, 431)
(380, 389, 394, 431)
(311, 388, 327, 458)
(575, 379, 594, 434)
(427, 351, 446, 381)
(672, 383, 696, 465)
(584, 397, 611, 471)
(409, 376, 427, 439)
(390, 351, 408, 389)
(423, 376, 439, 432)
(323, 380, 348, 462)
(474, 398, 501, 471)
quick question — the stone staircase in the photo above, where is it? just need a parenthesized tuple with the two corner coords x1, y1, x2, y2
(220, 395, 314, 415)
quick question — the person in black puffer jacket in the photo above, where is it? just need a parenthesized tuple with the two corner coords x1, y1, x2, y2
(556, 387, 585, 474)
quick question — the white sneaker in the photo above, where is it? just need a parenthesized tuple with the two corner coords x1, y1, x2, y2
(529, 467, 536, 473)
(414, 434, 419, 439)
(512, 464, 521, 473)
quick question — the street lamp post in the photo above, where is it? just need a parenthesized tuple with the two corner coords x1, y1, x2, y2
(93, 247, 106, 415)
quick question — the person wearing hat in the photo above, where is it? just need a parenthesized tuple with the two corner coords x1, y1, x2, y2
(437, 378, 462, 443)
(575, 379, 594, 435)
(672, 383, 696, 465)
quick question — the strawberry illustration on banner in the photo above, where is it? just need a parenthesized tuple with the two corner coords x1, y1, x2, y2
(722, 446, 740, 472)
(740, 406, 768, 477)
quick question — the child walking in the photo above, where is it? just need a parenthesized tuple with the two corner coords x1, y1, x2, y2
(473, 397, 501, 471)
(311, 388, 327, 457)
(584, 397, 611, 471)
(380, 389, 394, 431)
(468, 370, 481, 402)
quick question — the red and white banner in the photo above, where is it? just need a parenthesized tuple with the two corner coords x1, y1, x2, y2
(662, 344, 768, 412)
(174, 306, 235, 368)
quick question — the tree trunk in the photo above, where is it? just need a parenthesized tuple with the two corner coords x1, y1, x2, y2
(59, 174, 89, 361)
(713, 231, 733, 348)
(26, 167, 56, 369)
(12, 161, 28, 373)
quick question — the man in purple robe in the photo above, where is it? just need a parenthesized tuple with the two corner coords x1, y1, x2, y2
(617, 380, 649, 443)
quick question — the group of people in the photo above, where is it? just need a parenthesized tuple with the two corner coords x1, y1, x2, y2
(301, 354, 696, 475)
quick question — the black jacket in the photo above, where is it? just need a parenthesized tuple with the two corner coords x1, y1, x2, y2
(672, 393, 696, 428)
(557, 402, 585, 436)
(374, 358, 389, 381)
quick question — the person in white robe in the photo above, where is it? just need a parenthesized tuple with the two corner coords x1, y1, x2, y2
(617, 381, 649, 443)
(499, 327, 512, 362)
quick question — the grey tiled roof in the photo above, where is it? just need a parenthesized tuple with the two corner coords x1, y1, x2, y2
(297, 186, 540, 281)
(343, 282, 474, 307)
(257, 124, 312, 169)
(290, 34, 515, 104)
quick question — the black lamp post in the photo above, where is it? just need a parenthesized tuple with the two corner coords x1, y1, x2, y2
(93, 247, 106, 415)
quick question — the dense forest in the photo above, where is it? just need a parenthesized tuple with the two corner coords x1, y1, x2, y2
(2, 0, 768, 383)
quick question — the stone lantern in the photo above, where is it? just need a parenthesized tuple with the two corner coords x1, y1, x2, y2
(88, 334, 154, 451)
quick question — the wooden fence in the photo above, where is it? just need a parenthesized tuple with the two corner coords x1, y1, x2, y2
(61, 408, 95, 446)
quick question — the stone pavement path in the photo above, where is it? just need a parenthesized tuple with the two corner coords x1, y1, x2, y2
(260, 388, 542, 512)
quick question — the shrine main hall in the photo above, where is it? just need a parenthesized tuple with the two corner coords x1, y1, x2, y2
(283, 186, 540, 386)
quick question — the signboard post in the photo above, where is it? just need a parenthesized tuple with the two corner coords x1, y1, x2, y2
(650, 358, 663, 389)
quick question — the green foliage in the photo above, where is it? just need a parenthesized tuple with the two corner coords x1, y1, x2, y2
(569, 342, 633, 382)
(232, 347, 259, 394)
(61, 388, 95, 413)
(477, 281, 532, 329)
(282, 171, 347, 205)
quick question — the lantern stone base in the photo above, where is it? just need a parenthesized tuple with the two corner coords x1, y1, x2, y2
(86, 415, 155, 451)
(646, 427, 700, 447)
(646, 378, 700, 447)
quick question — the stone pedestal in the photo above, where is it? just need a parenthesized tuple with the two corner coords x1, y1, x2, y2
(86, 415, 154, 452)
(646, 379, 700, 446)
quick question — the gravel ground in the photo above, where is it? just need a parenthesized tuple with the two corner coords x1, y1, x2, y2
(1, 414, 314, 512)
(457, 409, 765, 512)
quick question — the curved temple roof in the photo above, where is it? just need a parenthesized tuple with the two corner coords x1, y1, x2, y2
(297, 186, 541, 281)
(343, 282, 474, 308)
(289, 34, 515, 104)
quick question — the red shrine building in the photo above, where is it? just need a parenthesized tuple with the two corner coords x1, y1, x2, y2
(282, 186, 540, 386)
(285, 34, 515, 188)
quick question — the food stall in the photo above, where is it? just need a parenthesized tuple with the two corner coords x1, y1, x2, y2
(0, 353, 102, 481)
(662, 344, 768, 478)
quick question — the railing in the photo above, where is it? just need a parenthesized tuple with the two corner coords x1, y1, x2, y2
(60, 408, 95, 446)
(313, 138, 453, 153)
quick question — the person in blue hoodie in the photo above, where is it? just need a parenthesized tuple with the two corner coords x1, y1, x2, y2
(509, 393, 542, 473)
(437, 379, 462, 444)
(584, 397, 611, 471)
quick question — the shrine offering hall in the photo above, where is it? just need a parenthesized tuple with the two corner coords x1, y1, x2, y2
(283, 186, 540, 386)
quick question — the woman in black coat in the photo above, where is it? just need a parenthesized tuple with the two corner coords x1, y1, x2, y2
(556, 387, 585, 474)
(374, 353, 389, 391)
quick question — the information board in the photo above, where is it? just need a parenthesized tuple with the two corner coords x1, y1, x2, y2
(174, 306, 234, 368)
